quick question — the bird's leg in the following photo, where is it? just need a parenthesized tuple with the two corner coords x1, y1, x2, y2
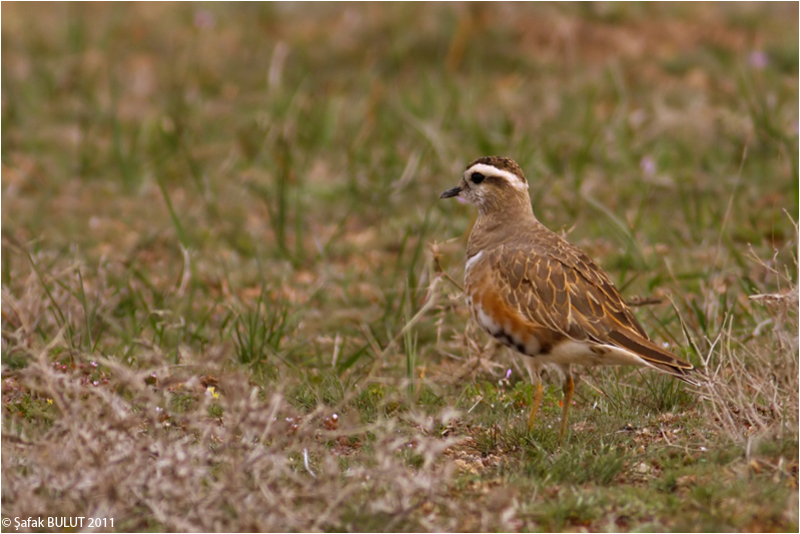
(528, 379, 543, 431)
(523, 359, 543, 431)
(557, 370, 574, 444)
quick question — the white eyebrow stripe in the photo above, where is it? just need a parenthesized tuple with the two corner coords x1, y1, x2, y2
(465, 163, 528, 191)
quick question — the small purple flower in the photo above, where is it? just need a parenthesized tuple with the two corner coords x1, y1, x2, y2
(748, 50, 769, 70)
(640, 155, 656, 177)
(505, 368, 512, 380)
(194, 10, 216, 30)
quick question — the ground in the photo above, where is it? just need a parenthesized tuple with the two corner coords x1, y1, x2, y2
(1, 3, 798, 532)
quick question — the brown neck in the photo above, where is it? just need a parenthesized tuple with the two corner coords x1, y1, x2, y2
(467, 197, 539, 257)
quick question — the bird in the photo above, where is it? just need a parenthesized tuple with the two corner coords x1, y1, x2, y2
(440, 156, 698, 443)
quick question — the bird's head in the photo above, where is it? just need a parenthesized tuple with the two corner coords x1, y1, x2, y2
(440, 156, 532, 216)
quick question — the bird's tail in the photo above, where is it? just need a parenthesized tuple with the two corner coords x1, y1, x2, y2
(607, 330, 705, 387)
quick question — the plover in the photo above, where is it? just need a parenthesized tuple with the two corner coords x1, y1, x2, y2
(441, 156, 697, 442)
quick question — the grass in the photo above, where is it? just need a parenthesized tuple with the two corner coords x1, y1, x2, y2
(2, 3, 798, 532)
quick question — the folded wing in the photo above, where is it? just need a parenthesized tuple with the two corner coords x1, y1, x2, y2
(492, 233, 696, 382)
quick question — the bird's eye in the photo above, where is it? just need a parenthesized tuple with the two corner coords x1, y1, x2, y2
(471, 172, 485, 184)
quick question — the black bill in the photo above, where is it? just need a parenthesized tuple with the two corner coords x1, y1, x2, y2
(439, 186, 462, 199)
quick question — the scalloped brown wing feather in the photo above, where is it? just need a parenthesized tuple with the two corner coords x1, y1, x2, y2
(491, 225, 695, 380)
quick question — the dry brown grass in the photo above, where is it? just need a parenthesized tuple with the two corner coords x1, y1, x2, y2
(1, 251, 514, 531)
(704, 237, 799, 443)
(3, 361, 464, 531)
